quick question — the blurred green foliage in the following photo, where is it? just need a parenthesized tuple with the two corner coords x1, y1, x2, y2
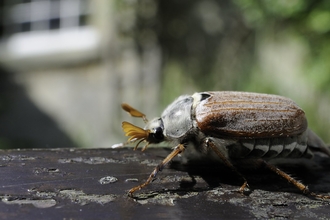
(135, 0, 330, 143)
(2, 0, 329, 148)
(235, 0, 330, 142)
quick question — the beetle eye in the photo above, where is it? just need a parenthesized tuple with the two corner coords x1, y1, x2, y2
(149, 127, 164, 143)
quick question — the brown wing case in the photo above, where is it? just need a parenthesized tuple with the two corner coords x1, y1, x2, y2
(195, 91, 307, 139)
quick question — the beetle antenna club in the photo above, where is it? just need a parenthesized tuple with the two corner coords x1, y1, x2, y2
(122, 121, 150, 150)
(121, 103, 148, 123)
(120, 91, 330, 199)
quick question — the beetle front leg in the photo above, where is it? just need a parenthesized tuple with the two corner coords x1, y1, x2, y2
(206, 139, 249, 193)
(128, 144, 185, 196)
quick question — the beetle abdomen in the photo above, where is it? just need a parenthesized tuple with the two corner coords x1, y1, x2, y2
(226, 131, 312, 159)
(195, 91, 308, 139)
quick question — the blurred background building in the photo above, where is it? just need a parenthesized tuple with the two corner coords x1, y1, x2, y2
(0, 0, 329, 149)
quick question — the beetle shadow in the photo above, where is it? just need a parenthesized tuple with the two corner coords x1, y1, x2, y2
(130, 148, 330, 200)
(130, 160, 255, 200)
(168, 154, 330, 197)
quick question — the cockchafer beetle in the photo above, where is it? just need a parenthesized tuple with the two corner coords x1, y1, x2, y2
(117, 91, 330, 199)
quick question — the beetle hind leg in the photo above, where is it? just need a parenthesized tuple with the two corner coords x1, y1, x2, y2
(261, 160, 330, 200)
(206, 139, 249, 194)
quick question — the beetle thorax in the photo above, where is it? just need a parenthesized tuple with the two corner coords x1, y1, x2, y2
(160, 95, 195, 140)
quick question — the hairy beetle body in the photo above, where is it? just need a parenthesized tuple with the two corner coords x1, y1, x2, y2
(159, 91, 311, 161)
(119, 91, 330, 198)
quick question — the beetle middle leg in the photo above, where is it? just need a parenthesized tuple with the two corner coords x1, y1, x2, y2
(206, 138, 249, 193)
(128, 144, 185, 196)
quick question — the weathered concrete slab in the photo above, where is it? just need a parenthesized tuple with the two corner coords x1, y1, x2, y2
(0, 148, 329, 219)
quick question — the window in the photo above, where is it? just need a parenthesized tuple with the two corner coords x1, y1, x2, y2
(0, 0, 99, 68)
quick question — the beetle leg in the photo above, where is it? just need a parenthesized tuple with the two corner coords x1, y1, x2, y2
(261, 160, 308, 193)
(128, 144, 185, 196)
(206, 139, 249, 193)
(261, 160, 330, 199)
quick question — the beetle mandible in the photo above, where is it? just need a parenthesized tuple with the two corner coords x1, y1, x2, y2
(118, 91, 330, 198)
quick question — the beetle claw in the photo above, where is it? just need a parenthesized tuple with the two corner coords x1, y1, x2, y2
(239, 181, 249, 194)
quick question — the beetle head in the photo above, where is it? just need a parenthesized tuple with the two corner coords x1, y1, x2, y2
(121, 103, 165, 151)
